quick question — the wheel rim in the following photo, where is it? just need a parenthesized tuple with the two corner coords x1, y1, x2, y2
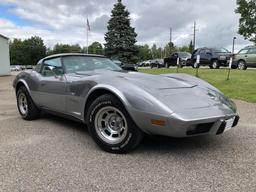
(94, 106, 128, 145)
(18, 93, 28, 115)
(238, 62, 244, 70)
(213, 61, 217, 69)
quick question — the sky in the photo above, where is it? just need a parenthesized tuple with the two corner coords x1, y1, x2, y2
(0, 0, 252, 52)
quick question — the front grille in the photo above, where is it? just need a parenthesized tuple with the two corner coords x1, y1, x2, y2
(186, 122, 214, 135)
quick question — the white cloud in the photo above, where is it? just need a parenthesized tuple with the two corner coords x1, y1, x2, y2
(0, 0, 252, 51)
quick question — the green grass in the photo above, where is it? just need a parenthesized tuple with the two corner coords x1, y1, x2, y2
(139, 68, 256, 103)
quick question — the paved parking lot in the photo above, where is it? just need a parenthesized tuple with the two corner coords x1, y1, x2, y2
(0, 74, 256, 192)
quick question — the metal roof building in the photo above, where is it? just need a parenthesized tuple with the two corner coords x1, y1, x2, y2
(0, 34, 10, 76)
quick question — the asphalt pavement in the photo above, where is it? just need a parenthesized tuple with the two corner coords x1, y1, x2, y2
(0, 73, 256, 192)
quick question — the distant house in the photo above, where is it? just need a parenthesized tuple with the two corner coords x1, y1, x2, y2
(0, 34, 10, 76)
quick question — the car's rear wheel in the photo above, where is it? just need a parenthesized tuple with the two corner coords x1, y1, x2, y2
(16, 86, 40, 120)
(238, 60, 247, 70)
(86, 94, 144, 153)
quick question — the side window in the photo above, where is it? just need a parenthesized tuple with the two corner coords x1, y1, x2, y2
(41, 57, 63, 77)
(238, 49, 249, 54)
(248, 48, 256, 54)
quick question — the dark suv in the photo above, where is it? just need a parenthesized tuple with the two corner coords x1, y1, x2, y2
(190, 47, 231, 69)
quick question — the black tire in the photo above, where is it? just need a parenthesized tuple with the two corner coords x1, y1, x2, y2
(211, 60, 219, 69)
(86, 94, 144, 153)
(16, 86, 40, 120)
(238, 60, 247, 70)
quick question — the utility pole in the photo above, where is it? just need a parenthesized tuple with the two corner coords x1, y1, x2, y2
(193, 21, 196, 51)
(170, 27, 172, 43)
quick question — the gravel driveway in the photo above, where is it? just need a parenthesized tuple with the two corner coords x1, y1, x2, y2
(0, 74, 256, 192)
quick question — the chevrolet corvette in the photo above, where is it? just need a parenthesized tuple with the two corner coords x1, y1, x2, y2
(13, 53, 239, 153)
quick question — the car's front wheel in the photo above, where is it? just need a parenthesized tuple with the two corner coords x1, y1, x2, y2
(211, 60, 219, 69)
(238, 60, 247, 70)
(86, 94, 144, 153)
(16, 86, 41, 120)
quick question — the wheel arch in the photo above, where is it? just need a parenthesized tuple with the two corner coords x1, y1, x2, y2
(83, 85, 130, 123)
(15, 80, 30, 94)
(237, 59, 246, 64)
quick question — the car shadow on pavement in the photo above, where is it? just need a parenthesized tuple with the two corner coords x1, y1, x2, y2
(40, 112, 233, 154)
(136, 134, 231, 154)
(40, 112, 89, 133)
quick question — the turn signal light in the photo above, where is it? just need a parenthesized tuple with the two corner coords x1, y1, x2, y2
(151, 119, 166, 126)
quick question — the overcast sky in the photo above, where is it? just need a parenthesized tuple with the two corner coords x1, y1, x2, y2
(0, 0, 252, 51)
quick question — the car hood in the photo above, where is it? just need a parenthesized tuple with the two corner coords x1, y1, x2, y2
(78, 70, 198, 89)
(74, 70, 236, 114)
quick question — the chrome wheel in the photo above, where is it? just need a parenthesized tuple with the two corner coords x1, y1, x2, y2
(94, 106, 128, 145)
(18, 93, 28, 115)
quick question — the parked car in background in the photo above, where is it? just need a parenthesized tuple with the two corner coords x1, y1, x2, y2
(112, 60, 137, 71)
(232, 46, 256, 70)
(164, 52, 191, 68)
(10, 65, 22, 71)
(143, 60, 151, 67)
(190, 47, 231, 69)
(150, 59, 164, 68)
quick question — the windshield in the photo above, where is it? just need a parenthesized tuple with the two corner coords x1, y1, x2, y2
(179, 52, 191, 58)
(212, 48, 230, 53)
(62, 56, 122, 73)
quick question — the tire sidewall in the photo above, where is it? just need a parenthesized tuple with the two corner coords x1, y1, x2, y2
(17, 87, 29, 119)
(87, 95, 142, 153)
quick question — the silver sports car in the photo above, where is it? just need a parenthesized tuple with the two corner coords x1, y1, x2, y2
(13, 53, 239, 153)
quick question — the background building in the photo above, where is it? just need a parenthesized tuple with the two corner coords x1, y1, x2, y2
(0, 34, 10, 76)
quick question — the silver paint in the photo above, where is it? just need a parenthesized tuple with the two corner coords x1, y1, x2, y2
(13, 54, 238, 137)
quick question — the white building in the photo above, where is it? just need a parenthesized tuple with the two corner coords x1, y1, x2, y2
(0, 34, 10, 76)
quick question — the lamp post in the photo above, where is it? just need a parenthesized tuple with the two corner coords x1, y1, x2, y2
(227, 37, 236, 80)
(232, 37, 236, 54)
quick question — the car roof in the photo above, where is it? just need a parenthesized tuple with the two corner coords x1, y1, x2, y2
(38, 53, 106, 64)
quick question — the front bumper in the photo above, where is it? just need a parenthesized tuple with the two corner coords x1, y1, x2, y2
(129, 108, 239, 137)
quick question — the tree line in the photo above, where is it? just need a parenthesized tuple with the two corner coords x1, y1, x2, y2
(9, 36, 193, 66)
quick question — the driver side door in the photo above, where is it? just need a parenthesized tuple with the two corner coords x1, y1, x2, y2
(37, 57, 67, 113)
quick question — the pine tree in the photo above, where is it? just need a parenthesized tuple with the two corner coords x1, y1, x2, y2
(104, 0, 137, 63)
